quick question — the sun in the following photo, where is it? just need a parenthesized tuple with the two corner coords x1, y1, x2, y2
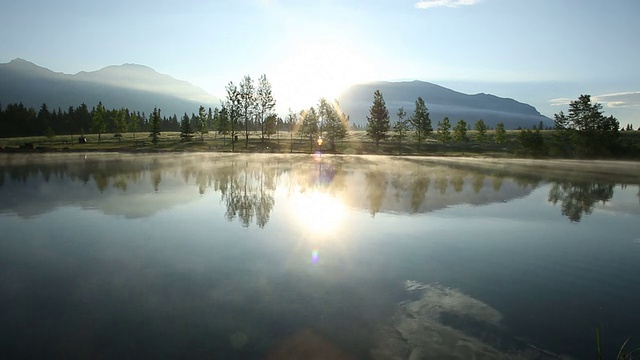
(271, 39, 374, 110)
(290, 189, 347, 237)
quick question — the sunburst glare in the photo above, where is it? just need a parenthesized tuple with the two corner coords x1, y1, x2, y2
(290, 189, 347, 237)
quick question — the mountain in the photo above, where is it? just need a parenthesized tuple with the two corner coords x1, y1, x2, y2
(337, 81, 552, 129)
(0, 58, 220, 116)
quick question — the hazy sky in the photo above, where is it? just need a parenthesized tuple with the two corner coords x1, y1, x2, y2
(1, 0, 639, 126)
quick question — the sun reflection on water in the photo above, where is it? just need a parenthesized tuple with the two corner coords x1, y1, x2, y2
(290, 189, 347, 238)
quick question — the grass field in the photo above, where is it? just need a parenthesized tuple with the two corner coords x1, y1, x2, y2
(1, 130, 639, 158)
(0, 130, 525, 156)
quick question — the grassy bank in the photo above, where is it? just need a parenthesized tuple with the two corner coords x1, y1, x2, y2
(1, 130, 639, 158)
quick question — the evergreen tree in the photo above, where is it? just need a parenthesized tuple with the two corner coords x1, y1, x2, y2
(453, 119, 469, 143)
(37, 103, 51, 135)
(393, 107, 410, 146)
(196, 105, 208, 141)
(554, 94, 619, 156)
(474, 119, 488, 143)
(216, 105, 231, 145)
(299, 107, 319, 153)
(113, 108, 128, 141)
(494, 122, 507, 144)
(91, 101, 107, 143)
(437, 117, 452, 144)
(409, 97, 432, 150)
(366, 90, 390, 149)
(149, 107, 161, 144)
(129, 112, 140, 139)
(318, 98, 349, 150)
(180, 112, 194, 141)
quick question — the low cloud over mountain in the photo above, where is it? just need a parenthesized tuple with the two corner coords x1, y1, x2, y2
(0, 58, 220, 116)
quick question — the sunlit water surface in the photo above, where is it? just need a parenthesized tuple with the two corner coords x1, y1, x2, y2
(1, 153, 639, 359)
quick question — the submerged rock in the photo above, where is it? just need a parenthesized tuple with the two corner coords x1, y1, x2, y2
(372, 281, 572, 360)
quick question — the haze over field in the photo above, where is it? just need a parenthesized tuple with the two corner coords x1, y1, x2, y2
(1, 0, 638, 127)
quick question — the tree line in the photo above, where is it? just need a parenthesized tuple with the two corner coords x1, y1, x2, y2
(364, 90, 508, 150)
(2, 80, 637, 158)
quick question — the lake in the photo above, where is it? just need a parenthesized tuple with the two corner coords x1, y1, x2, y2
(1, 153, 639, 359)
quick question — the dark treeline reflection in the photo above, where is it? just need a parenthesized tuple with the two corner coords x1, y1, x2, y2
(0, 154, 638, 224)
(548, 182, 615, 222)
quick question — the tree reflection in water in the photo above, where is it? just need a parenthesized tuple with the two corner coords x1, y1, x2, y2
(0, 154, 638, 224)
(548, 181, 615, 222)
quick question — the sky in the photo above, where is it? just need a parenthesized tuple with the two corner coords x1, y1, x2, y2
(1, 0, 639, 127)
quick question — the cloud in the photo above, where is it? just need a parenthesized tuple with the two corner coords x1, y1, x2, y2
(550, 92, 640, 108)
(593, 91, 640, 108)
(415, 0, 482, 9)
(549, 98, 572, 106)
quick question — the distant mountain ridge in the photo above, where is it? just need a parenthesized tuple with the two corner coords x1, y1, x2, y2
(337, 81, 552, 129)
(0, 58, 220, 116)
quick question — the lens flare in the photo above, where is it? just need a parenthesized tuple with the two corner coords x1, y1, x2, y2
(312, 248, 319, 264)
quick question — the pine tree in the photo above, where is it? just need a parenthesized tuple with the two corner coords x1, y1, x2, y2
(196, 105, 208, 141)
(393, 107, 410, 146)
(256, 74, 276, 142)
(180, 112, 193, 141)
(437, 117, 452, 144)
(494, 122, 507, 144)
(453, 119, 469, 143)
(149, 107, 161, 144)
(366, 90, 390, 149)
(318, 98, 349, 150)
(91, 101, 107, 144)
(113, 108, 128, 141)
(299, 107, 319, 153)
(409, 97, 432, 151)
(474, 119, 488, 143)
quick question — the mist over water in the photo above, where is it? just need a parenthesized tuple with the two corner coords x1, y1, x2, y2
(1, 153, 639, 359)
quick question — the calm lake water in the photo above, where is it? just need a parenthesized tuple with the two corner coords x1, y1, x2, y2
(1, 153, 639, 359)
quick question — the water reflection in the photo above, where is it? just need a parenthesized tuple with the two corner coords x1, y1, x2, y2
(0, 154, 639, 224)
(548, 182, 615, 222)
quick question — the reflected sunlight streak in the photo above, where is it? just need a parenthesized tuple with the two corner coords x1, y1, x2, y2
(290, 189, 347, 237)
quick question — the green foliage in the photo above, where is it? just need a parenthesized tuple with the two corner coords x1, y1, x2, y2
(299, 107, 320, 152)
(196, 105, 208, 141)
(453, 119, 469, 143)
(553, 95, 620, 156)
(239, 75, 255, 148)
(494, 122, 507, 144)
(256, 74, 276, 142)
(149, 107, 161, 144)
(264, 114, 277, 139)
(366, 90, 390, 148)
(318, 98, 349, 150)
(393, 107, 410, 145)
(44, 125, 55, 139)
(91, 101, 107, 143)
(474, 119, 488, 143)
(113, 108, 128, 141)
(517, 127, 546, 156)
(225, 81, 242, 151)
(128, 112, 140, 139)
(180, 113, 194, 141)
(409, 97, 432, 150)
(437, 117, 452, 144)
